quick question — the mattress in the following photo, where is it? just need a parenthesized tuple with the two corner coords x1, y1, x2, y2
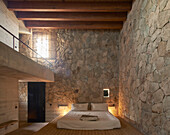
(57, 111, 121, 130)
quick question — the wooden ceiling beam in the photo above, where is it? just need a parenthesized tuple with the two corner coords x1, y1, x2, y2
(8, 1, 132, 12)
(16, 12, 127, 21)
(25, 21, 123, 29)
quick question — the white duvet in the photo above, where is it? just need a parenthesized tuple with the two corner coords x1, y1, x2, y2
(57, 111, 121, 130)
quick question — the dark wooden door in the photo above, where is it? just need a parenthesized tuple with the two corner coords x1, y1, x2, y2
(28, 82, 45, 122)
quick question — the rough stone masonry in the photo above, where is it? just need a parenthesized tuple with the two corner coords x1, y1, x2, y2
(44, 29, 120, 121)
(119, 0, 170, 135)
(19, 29, 120, 121)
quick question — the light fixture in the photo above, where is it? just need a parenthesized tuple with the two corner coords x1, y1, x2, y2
(108, 104, 117, 116)
(103, 89, 110, 98)
(58, 105, 69, 116)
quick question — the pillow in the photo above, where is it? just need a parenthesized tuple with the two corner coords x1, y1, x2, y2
(71, 103, 88, 111)
(91, 103, 108, 111)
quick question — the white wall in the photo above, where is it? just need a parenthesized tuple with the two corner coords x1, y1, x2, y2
(0, 0, 19, 51)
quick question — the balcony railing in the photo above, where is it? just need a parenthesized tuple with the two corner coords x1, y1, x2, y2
(0, 25, 53, 69)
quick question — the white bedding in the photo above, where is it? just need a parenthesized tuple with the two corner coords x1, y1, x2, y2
(57, 111, 121, 130)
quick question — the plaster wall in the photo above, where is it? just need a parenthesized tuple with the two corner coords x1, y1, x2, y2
(0, 77, 19, 134)
(0, 1, 19, 51)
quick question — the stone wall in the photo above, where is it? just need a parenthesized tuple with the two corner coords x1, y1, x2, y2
(19, 34, 32, 58)
(30, 29, 120, 121)
(19, 29, 120, 121)
(119, 0, 170, 135)
(18, 82, 28, 121)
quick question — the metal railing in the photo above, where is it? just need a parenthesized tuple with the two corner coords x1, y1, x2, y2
(0, 25, 53, 69)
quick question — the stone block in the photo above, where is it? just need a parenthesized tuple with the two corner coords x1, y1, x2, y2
(151, 29, 161, 42)
(158, 41, 167, 56)
(152, 113, 161, 127)
(164, 0, 170, 10)
(157, 10, 170, 28)
(140, 91, 147, 102)
(152, 103, 163, 113)
(159, 0, 169, 11)
(160, 78, 170, 96)
(163, 120, 170, 132)
(153, 89, 164, 104)
(163, 96, 170, 112)
(155, 57, 165, 70)
(165, 110, 170, 118)
(161, 23, 170, 41)
(166, 39, 170, 56)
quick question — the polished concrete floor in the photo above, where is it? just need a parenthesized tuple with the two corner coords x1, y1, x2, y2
(6, 122, 48, 135)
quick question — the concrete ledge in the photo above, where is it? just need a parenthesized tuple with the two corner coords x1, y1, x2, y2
(0, 41, 54, 82)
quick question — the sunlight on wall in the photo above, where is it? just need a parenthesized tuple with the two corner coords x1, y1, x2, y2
(36, 35, 49, 58)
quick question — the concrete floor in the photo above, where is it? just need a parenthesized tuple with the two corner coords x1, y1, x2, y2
(6, 122, 48, 135)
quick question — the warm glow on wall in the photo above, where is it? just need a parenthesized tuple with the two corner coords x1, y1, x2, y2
(108, 106, 117, 116)
(58, 106, 70, 116)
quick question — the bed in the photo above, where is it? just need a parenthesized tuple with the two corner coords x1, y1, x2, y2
(32, 103, 143, 135)
(33, 116, 143, 135)
(57, 110, 121, 130)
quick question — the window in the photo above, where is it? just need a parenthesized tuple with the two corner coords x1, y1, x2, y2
(35, 35, 49, 58)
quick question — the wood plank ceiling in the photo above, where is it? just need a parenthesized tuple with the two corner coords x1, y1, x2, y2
(6, 0, 133, 29)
